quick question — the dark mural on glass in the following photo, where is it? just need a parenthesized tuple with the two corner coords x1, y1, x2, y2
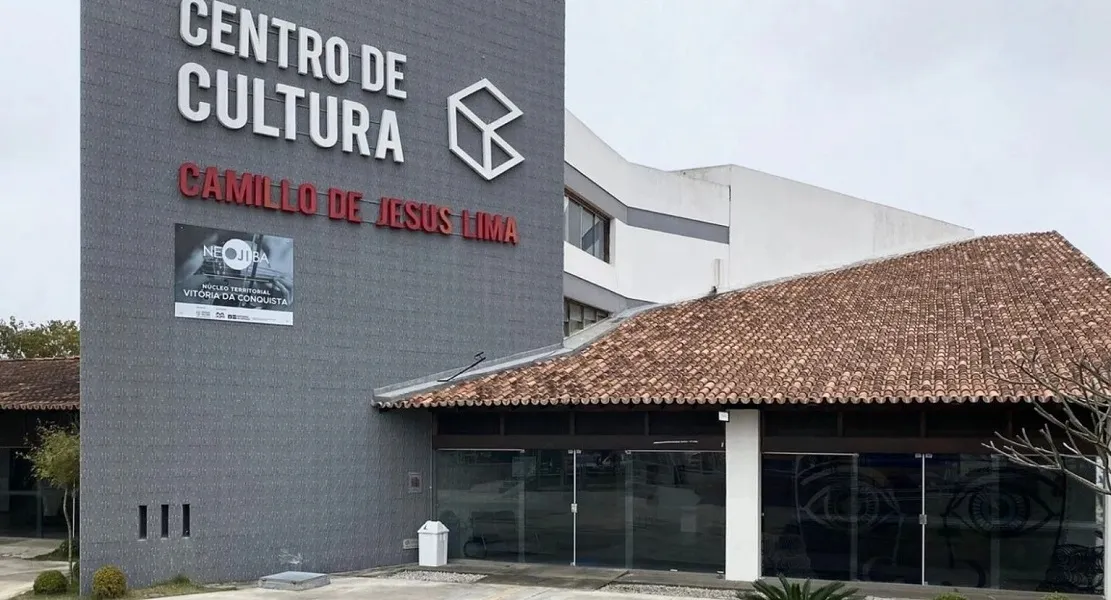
(761, 453, 1103, 593)
(762, 453, 922, 583)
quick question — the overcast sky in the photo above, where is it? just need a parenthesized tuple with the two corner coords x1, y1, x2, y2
(1, 1, 1108, 323)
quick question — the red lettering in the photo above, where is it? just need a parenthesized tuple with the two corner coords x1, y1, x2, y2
(393, 198, 406, 227)
(178, 163, 200, 197)
(225, 171, 253, 205)
(504, 217, 519, 245)
(253, 176, 266, 207)
(201, 167, 223, 201)
(403, 201, 421, 231)
(462, 210, 474, 238)
(420, 204, 438, 233)
(262, 177, 280, 210)
(298, 184, 318, 216)
(346, 192, 362, 223)
(375, 198, 390, 226)
(438, 206, 453, 235)
(279, 179, 297, 212)
(328, 188, 345, 219)
(483, 213, 505, 242)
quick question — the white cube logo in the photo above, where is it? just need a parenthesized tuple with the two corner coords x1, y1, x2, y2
(447, 79, 524, 181)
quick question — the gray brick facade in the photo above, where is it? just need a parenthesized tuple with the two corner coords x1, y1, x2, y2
(80, 0, 565, 587)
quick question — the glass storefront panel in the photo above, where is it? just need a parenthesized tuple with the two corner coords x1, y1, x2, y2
(998, 457, 1101, 594)
(924, 455, 1101, 593)
(435, 449, 726, 571)
(1, 447, 64, 538)
(434, 450, 523, 561)
(0, 493, 39, 536)
(762, 452, 1103, 593)
(762, 453, 859, 581)
(629, 451, 726, 572)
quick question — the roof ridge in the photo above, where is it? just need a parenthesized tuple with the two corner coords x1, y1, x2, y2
(695, 230, 1064, 305)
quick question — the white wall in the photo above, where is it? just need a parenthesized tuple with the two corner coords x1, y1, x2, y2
(725, 410, 762, 581)
(564, 226, 728, 306)
(682, 165, 975, 289)
(565, 111, 731, 225)
(614, 224, 728, 304)
(565, 111, 732, 304)
(564, 112, 976, 309)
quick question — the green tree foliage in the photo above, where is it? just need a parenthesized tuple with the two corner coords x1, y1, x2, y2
(0, 317, 79, 359)
(25, 425, 80, 581)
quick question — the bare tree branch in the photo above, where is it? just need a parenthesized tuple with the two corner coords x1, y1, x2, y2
(983, 348, 1111, 497)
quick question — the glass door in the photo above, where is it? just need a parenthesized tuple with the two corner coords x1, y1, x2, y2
(520, 450, 574, 564)
(922, 453, 996, 587)
(852, 453, 924, 584)
(571, 449, 628, 567)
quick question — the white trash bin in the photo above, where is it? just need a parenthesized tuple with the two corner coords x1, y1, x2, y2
(417, 520, 449, 567)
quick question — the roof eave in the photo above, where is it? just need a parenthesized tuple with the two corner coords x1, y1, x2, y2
(373, 303, 663, 410)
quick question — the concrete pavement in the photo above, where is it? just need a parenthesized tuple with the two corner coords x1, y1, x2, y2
(0, 538, 67, 599)
(0, 557, 68, 599)
(0, 538, 60, 561)
(181, 577, 707, 600)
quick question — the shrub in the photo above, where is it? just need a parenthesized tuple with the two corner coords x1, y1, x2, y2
(740, 575, 861, 600)
(934, 593, 968, 600)
(57, 537, 79, 558)
(91, 565, 128, 599)
(33, 570, 69, 595)
(1043, 594, 1070, 600)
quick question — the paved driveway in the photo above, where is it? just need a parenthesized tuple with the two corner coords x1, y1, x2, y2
(0, 558, 68, 600)
(185, 577, 704, 600)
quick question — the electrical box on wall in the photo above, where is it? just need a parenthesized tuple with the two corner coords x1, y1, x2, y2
(407, 472, 423, 494)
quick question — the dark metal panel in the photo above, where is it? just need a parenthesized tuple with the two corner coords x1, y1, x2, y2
(434, 434, 725, 452)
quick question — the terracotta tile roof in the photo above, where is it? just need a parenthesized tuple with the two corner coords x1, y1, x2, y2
(0, 357, 80, 410)
(384, 232, 1111, 409)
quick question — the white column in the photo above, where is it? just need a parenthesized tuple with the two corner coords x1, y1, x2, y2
(725, 409, 762, 581)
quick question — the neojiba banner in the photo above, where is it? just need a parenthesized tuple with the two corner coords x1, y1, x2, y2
(173, 223, 294, 326)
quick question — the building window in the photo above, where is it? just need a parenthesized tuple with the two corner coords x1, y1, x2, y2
(564, 190, 609, 261)
(564, 298, 609, 337)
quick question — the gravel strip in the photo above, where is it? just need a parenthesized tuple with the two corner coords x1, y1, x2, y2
(604, 585, 908, 600)
(603, 584, 739, 599)
(386, 570, 486, 583)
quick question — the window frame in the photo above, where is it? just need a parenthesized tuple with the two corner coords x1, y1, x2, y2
(563, 298, 610, 337)
(563, 188, 610, 262)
